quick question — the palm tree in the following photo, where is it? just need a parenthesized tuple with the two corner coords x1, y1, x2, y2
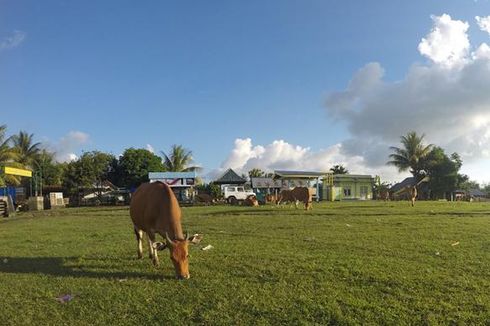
(387, 131, 433, 181)
(160, 145, 201, 172)
(0, 125, 21, 186)
(248, 168, 265, 178)
(11, 131, 41, 169)
(330, 164, 349, 174)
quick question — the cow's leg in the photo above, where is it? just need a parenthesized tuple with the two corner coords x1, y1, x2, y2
(134, 226, 144, 259)
(147, 231, 159, 266)
(306, 201, 312, 210)
(411, 197, 415, 207)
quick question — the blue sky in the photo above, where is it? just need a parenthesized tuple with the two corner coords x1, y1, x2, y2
(2, 1, 490, 182)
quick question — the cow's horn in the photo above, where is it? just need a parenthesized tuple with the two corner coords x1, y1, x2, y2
(165, 232, 175, 246)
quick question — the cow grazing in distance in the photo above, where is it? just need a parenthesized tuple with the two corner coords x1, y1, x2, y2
(130, 181, 200, 279)
(265, 194, 277, 204)
(195, 193, 214, 205)
(379, 190, 390, 201)
(244, 194, 259, 206)
(276, 187, 313, 210)
(276, 189, 296, 207)
(408, 185, 417, 207)
(291, 187, 313, 210)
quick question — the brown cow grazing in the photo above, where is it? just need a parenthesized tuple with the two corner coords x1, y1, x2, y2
(276, 187, 313, 210)
(244, 194, 259, 206)
(291, 187, 313, 210)
(195, 193, 214, 205)
(265, 194, 277, 204)
(276, 189, 296, 207)
(130, 181, 200, 279)
(379, 190, 390, 201)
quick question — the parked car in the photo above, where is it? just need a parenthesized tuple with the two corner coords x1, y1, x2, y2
(222, 186, 255, 204)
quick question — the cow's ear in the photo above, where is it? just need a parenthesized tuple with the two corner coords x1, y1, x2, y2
(188, 234, 203, 245)
(152, 242, 168, 251)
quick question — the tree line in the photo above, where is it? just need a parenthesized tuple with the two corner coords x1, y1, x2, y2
(1, 125, 487, 200)
(0, 125, 199, 197)
(387, 131, 488, 199)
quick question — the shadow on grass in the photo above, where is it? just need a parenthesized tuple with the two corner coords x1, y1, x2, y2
(0, 257, 173, 280)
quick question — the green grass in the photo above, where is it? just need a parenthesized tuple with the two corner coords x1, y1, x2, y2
(0, 201, 489, 325)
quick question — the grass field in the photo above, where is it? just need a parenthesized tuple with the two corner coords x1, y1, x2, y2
(0, 201, 489, 325)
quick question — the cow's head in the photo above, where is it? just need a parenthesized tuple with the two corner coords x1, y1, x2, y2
(154, 233, 202, 280)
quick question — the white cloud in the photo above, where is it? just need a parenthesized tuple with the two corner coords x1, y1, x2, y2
(473, 43, 490, 60)
(418, 14, 470, 68)
(476, 15, 490, 35)
(211, 138, 404, 182)
(146, 144, 155, 153)
(0, 30, 26, 51)
(325, 13, 490, 183)
(47, 131, 90, 162)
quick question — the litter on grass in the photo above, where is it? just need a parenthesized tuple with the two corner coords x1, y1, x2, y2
(346, 224, 352, 227)
(3, 258, 8, 264)
(191, 234, 203, 244)
(56, 294, 75, 304)
(201, 245, 214, 251)
(451, 241, 460, 246)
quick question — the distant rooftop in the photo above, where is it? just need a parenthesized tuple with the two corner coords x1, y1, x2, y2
(214, 168, 246, 185)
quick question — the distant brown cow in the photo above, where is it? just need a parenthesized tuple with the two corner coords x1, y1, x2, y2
(277, 187, 313, 210)
(244, 195, 259, 206)
(265, 194, 277, 204)
(291, 187, 313, 210)
(130, 181, 200, 279)
(379, 190, 390, 201)
(195, 193, 214, 205)
(276, 189, 296, 207)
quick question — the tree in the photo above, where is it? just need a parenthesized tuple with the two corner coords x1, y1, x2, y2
(424, 147, 461, 199)
(0, 125, 21, 186)
(160, 145, 200, 172)
(33, 150, 65, 186)
(62, 151, 114, 197)
(113, 148, 165, 188)
(387, 131, 433, 181)
(248, 168, 265, 178)
(330, 164, 349, 174)
(11, 131, 41, 168)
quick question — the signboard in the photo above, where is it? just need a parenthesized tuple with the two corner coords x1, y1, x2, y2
(3, 167, 32, 177)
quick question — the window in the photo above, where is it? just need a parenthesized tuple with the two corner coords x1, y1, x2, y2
(343, 187, 351, 197)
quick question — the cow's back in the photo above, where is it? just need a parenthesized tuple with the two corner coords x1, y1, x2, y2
(130, 182, 182, 234)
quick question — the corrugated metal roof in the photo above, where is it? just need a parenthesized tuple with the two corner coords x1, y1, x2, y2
(274, 170, 325, 178)
(149, 172, 197, 179)
(389, 177, 415, 193)
(250, 177, 282, 188)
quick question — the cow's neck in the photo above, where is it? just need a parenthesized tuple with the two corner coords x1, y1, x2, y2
(166, 195, 184, 241)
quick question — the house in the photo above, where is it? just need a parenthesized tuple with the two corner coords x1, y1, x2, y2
(250, 177, 282, 194)
(149, 171, 197, 202)
(273, 170, 324, 201)
(323, 174, 375, 201)
(273, 170, 375, 201)
(250, 177, 282, 202)
(213, 168, 247, 186)
(468, 188, 487, 201)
